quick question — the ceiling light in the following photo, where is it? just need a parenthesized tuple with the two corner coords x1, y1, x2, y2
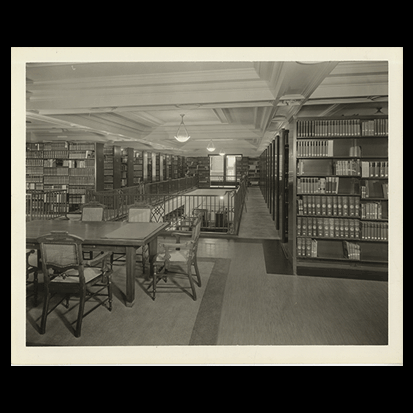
(174, 114, 191, 143)
(207, 140, 216, 152)
(218, 148, 225, 156)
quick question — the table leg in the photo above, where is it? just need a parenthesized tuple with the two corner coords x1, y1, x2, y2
(125, 246, 136, 307)
(148, 238, 158, 278)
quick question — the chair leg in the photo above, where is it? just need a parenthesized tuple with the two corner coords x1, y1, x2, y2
(187, 262, 197, 301)
(107, 275, 113, 311)
(40, 290, 50, 334)
(193, 258, 201, 287)
(75, 287, 86, 338)
(33, 271, 38, 306)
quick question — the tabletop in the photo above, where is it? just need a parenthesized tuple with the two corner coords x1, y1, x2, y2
(26, 220, 169, 246)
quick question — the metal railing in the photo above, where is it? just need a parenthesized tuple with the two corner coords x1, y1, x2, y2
(25, 174, 248, 235)
(26, 189, 69, 221)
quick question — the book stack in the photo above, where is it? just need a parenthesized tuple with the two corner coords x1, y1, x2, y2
(361, 161, 388, 178)
(360, 222, 388, 241)
(361, 202, 385, 219)
(297, 216, 360, 239)
(361, 119, 388, 136)
(43, 150, 69, 159)
(297, 177, 341, 194)
(298, 195, 359, 217)
(343, 241, 361, 260)
(361, 181, 388, 199)
(333, 159, 361, 176)
(297, 140, 334, 157)
(297, 238, 318, 257)
(297, 119, 361, 137)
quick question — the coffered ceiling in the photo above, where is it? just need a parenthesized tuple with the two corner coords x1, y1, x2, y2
(26, 60, 388, 157)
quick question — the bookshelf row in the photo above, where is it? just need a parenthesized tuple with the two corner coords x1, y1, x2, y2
(297, 216, 388, 241)
(287, 116, 389, 277)
(26, 141, 188, 208)
(297, 118, 388, 138)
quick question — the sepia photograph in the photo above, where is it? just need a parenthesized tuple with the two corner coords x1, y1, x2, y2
(11, 47, 403, 365)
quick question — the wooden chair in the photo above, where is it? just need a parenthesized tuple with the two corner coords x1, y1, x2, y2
(26, 249, 39, 306)
(125, 203, 153, 273)
(37, 231, 113, 338)
(80, 201, 107, 260)
(81, 201, 107, 222)
(152, 213, 202, 300)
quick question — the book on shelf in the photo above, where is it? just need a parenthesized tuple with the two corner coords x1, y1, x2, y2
(297, 237, 318, 257)
(297, 140, 333, 157)
(297, 217, 360, 239)
(361, 180, 388, 199)
(361, 119, 388, 136)
(361, 161, 388, 178)
(361, 202, 386, 219)
(343, 241, 361, 260)
(298, 195, 360, 217)
(360, 221, 388, 241)
(333, 159, 361, 176)
(297, 119, 361, 137)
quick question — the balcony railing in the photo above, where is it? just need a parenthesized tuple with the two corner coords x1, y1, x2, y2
(25, 174, 248, 235)
(26, 189, 68, 221)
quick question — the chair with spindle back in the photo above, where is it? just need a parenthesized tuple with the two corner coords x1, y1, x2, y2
(37, 231, 113, 338)
(152, 212, 202, 301)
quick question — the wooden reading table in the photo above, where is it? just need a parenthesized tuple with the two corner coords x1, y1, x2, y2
(26, 220, 170, 307)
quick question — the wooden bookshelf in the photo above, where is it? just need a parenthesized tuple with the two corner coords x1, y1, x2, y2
(26, 141, 104, 212)
(103, 144, 121, 190)
(248, 157, 260, 185)
(288, 116, 388, 279)
(133, 150, 143, 185)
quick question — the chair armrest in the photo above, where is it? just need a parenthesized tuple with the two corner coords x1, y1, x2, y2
(84, 251, 113, 272)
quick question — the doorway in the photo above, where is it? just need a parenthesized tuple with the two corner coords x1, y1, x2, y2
(209, 154, 241, 187)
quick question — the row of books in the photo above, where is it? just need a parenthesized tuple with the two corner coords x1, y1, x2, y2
(361, 119, 388, 136)
(297, 177, 342, 194)
(361, 181, 388, 199)
(298, 239, 362, 260)
(361, 161, 388, 178)
(297, 217, 360, 238)
(360, 221, 388, 241)
(26, 158, 44, 166)
(68, 143, 95, 151)
(68, 194, 86, 204)
(44, 176, 69, 185)
(298, 195, 360, 217)
(361, 202, 387, 220)
(43, 142, 68, 150)
(297, 119, 361, 137)
(333, 160, 362, 176)
(44, 167, 69, 175)
(297, 238, 318, 257)
(68, 167, 95, 176)
(68, 150, 94, 159)
(26, 166, 43, 175)
(68, 186, 86, 194)
(69, 176, 95, 185)
(43, 150, 69, 159)
(26, 151, 44, 159)
(26, 175, 43, 183)
(297, 140, 334, 157)
(26, 183, 43, 190)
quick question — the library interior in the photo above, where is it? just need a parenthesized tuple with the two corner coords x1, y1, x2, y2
(21, 59, 399, 356)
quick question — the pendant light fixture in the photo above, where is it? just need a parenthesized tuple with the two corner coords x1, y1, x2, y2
(207, 140, 215, 152)
(218, 148, 225, 156)
(174, 114, 190, 143)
